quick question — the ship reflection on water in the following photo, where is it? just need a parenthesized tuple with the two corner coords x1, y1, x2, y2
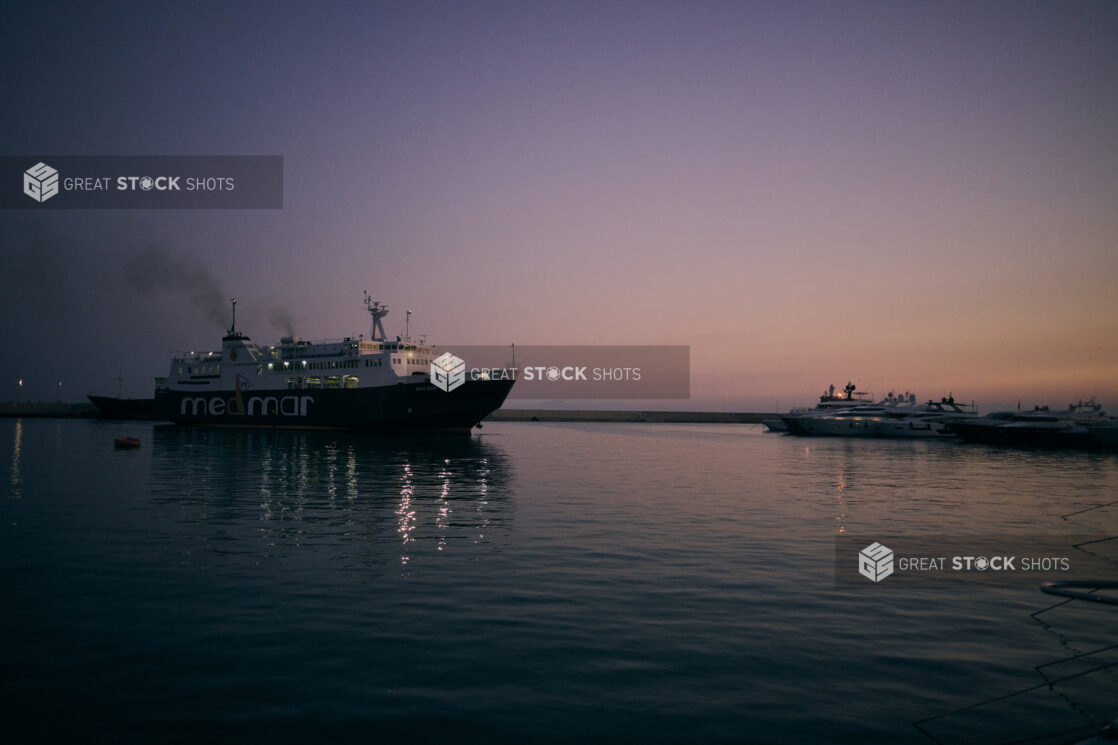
(147, 426, 514, 571)
(8, 419, 22, 499)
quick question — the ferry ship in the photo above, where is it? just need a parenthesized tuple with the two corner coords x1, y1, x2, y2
(154, 295, 514, 430)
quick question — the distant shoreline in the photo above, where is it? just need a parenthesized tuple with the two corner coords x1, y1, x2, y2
(0, 401, 98, 418)
(487, 409, 777, 423)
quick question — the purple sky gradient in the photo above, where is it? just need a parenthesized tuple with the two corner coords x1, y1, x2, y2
(2, 1, 1116, 409)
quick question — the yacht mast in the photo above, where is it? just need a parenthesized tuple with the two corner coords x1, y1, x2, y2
(363, 291, 389, 341)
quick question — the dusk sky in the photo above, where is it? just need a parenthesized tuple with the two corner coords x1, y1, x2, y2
(3, 1, 1117, 410)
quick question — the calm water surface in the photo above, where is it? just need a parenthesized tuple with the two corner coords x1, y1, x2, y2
(2, 419, 1116, 743)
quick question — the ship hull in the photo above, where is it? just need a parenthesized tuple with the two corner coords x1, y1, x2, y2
(88, 395, 158, 420)
(1088, 424, 1118, 449)
(787, 417, 956, 438)
(781, 416, 815, 436)
(868, 420, 957, 438)
(156, 379, 514, 431)
(950, 421, 1095, 449)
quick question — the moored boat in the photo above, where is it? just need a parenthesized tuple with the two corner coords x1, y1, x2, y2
(1087, 421, 1118, 450)
(950, 399, 1110, 450)
(777, 382, 874, 434)
(89, 395, 158, 420)
(89, 371, 162, 420)
(789, 393, 977, 438)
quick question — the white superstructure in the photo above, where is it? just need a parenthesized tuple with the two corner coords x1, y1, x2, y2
(161, 296, 440, 396)
(790, 393, 977, 438)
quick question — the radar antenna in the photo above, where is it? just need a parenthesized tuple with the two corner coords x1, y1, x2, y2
(363, 291, 390, 341)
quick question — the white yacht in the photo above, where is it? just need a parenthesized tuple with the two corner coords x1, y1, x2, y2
(788, 393, 978, 438)
(770, 382, 874, 433)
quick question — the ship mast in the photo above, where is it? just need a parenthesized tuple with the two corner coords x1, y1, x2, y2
(363, 291, 389, 341)
(223, 298, 246, 342)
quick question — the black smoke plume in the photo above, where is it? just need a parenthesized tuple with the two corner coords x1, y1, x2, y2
(123, 245, 229, 328)
(270, 307, 296, 337)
